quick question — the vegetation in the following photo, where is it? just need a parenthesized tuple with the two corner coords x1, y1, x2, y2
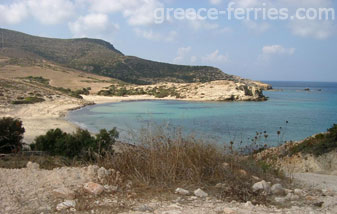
(289, 124, 337, 156)
(0, 117, 25, 153)
(54, 87, 91, 98)
(98, 85, 181, 98)
(101, 128, 284, 204)
(30, 128, 119, 159)
(98, 85, 146, 97)
(0, 28, 231, 84)
(24, 76, 50, 85)
(12, 96, 45, 104)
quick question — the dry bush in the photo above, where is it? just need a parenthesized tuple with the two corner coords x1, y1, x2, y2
(101, 128, 284, 203)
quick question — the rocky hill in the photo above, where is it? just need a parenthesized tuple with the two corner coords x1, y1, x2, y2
(0, 28, 235, 85)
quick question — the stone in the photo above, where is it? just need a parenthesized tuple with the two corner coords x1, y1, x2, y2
(134, 205, 154, 212)
(223, 207, 237, 214)
(215, 183, 226, 188)
(294, 189, 304, 196)
(56, 200, 76, 211)
(222, 162, 230, 169)
(252, 176, 260, 181)
(84, 182, 104, 195)
(275, 197, 286, 203)
(238, 169, 247, 176)
(244, 201, 253, 207)
(175, 188, 190, 195)
(26, 162, 40, 170)
(52, 187, 75, 199)
(87, 165, 99, 178)
(322, 189, 334, 196)
(194, 188, 208, 197)
(285, 193, 300, 201)
(252, 180, 271, 194)
(271, 184, 285, 196)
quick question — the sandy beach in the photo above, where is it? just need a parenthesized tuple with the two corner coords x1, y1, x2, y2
(0, 94, 177, 144)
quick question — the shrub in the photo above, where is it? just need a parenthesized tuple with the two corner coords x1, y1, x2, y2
(289, 124, 337, 156)
(31, 128, 119, 159)
(12, 97, 45, 105)
(24, 76, 50, 85)
(0, 117, 25, 153)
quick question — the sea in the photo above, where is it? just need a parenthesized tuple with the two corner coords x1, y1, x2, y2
(67, 81, 337, 147)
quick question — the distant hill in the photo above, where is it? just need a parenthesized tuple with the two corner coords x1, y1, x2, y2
(0, 28, 234, 85)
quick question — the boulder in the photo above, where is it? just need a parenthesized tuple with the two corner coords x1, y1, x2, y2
(52, 187, 75, 199)
(56, 200, 76, 211)
(175, 188, 190, 195)
(252, 180, 271, 194)
(84, 182, 104, 195)
(194, 188, 208, 197)
(271, 184, 285, 196)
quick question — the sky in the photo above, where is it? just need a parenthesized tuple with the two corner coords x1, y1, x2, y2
(0, 0, 337, 82)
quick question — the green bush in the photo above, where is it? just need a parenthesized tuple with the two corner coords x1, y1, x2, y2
(0, 117, 25, 153)
(31, 128, 119, 159)
(289, 124, 337, 156)
(12, 97, 45, 105)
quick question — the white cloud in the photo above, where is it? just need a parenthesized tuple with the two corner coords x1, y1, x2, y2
(27, 0, 75, 24)
(202, 50, 229, 64)
(0, 0, 75, 25)
(209, 0, 223, 5)
(135, 28, 177, 42)
(243, 20, 270, 33)
(262, 45, 295, 55)
(87, 0, 164, 26)
(234, 0, 261, 8)
(0, 2, 28, 25)
(289, 20, 335, 40)
(69, 13, 119, 38)
(189, 19, 219, 31)
(259, 45, 295, 62)
(173, 46, 192, 63)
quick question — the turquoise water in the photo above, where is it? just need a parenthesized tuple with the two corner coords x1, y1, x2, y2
(68, 81, 337, 147)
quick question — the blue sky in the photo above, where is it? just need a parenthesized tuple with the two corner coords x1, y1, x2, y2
(0, 0, 337, 82)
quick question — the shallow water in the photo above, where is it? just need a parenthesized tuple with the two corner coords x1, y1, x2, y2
(68, 81, 337, 147)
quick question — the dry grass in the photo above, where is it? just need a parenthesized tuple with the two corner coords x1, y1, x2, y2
(100, 129, 285, 204)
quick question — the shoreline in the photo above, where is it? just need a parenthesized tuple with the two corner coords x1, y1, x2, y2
(1, 94, 224, 144)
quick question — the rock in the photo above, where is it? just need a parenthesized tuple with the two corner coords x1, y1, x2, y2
(84, 182, 104, 195)
(222, 162, 230, 169)
(252, 180, 271, 194)
(275, 197, 286, 203)
(252, 176, 260, 181)
(322, 189, 334, 196)
(194, 188, 208, 197)
(26, 162, 40, 170)
(97, 167, 108, 182)
(134, 205, 154, 212)
(104, 185, 118, 193)
(52, 187, 75, 199)
(294, 189, 304, 196)
(271, 184, 285, 196)
(285, 193, 300, 201)
(244, 201, 253, 207)
(313, 202, 324, 207)
(238, 169, 247, 176)
(175, 188, 190, 195)
(56, 200, 76, 211)
(223, 207, 237, 214)
(87, 165, 99, 178)
(215, 183, 226, 188)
